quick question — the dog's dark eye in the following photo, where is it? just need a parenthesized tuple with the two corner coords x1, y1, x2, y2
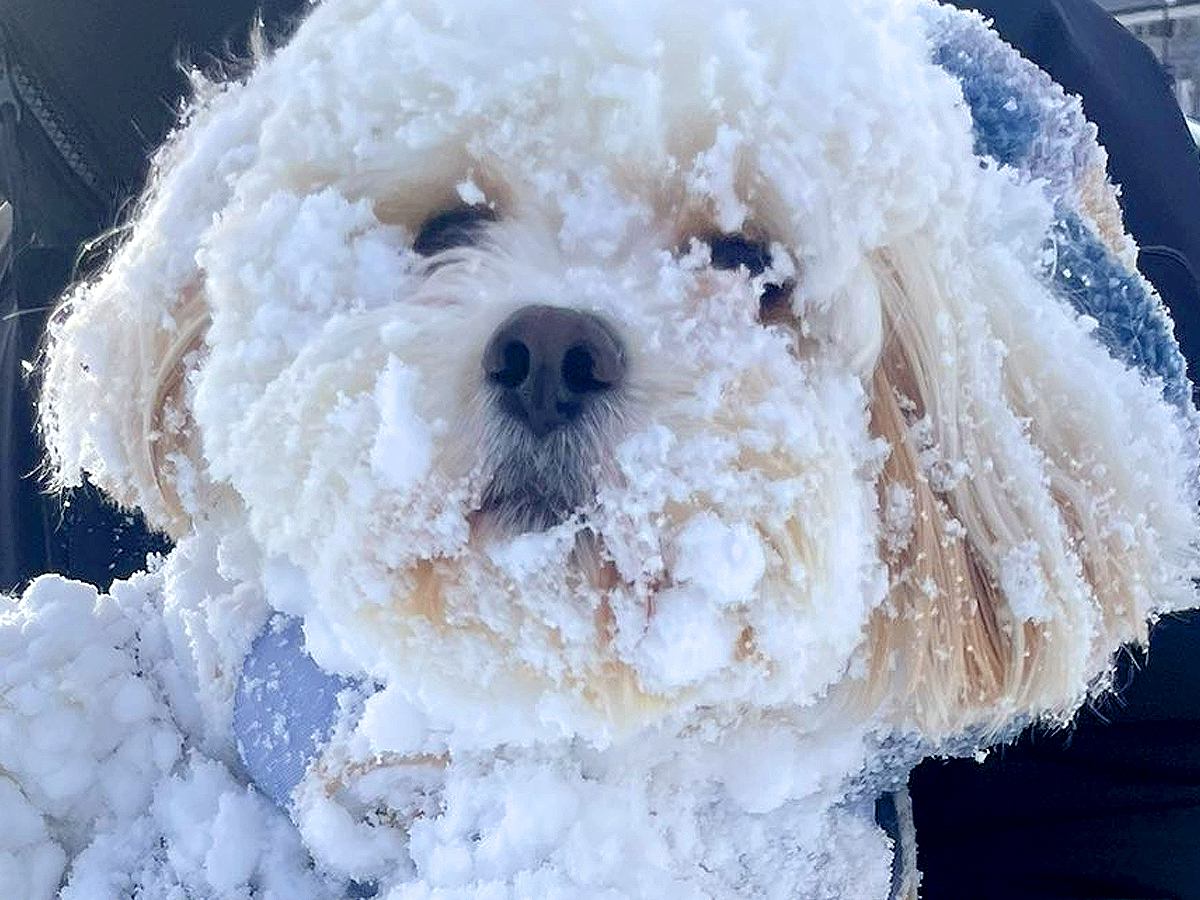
(705, 233, 794, 324)
(413, 205, 497, 256)
(708, 233, 772, 277)
(757, 281, 795, 325)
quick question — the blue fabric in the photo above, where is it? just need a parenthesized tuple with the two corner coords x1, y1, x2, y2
(928, 7, 1094, 195)
(929, 6, 1193, 410)
(233, 614, 354, 808)
(1047, 212, 1191, 410)
(933, 41, 1043, 172)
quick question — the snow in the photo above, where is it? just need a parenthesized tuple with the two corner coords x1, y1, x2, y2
(370, 358, 435, 493)
(670, 513, 767, 607)
(358, 688, 430, 756)
(15, 0, 1200, 896)
(630, 585, 741, 689)
(0, 777, 64, 900)
(999, 541, 1053, 623)
(880, 484, 916, 556)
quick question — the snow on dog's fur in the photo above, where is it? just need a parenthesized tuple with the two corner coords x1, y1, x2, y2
(23, 0, 1200, 894)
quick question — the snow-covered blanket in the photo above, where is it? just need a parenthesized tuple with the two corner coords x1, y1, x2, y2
(8, 1, 1198, 896)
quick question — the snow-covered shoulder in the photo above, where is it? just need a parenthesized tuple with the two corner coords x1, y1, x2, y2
(0, 559, 333, 898)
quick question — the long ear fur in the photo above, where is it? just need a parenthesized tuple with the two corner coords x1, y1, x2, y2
(38, 274, 209, 539)
(862, 242, 1198, 739)
(37, 65, 250, 537)
(143, 285, 211, 536)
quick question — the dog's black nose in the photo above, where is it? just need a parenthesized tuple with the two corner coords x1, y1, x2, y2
(482, 304, 625, 437)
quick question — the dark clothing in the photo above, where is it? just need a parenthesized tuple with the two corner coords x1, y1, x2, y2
(914, 3, 1200, 899)
(0, 1, 307, 591)
(914, 616, 1200, 900)
(956, 0, 1200, 373)
(0, 0, 308, 194)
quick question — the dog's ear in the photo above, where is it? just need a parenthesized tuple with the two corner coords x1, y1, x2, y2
(863, 342, 1017, 735)
(37, 66, 262, 539)
(39, 275, 208, 539)
(858, 244, 1198, 739)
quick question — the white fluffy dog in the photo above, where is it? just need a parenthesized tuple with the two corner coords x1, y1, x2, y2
(3, 0, 1196, 896)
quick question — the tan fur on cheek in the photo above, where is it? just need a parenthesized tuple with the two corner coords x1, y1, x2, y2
(864, 345, 1018, 736)
(857, 249, 1097, 740)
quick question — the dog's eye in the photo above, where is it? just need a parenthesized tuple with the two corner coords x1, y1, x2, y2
(705, 233, 795, 324)
(757, 281, 795, 325)
(707, 233, 771, 277)
(413, 205, 497, 256)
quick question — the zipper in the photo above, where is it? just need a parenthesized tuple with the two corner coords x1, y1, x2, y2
(0, 32, 105, 199)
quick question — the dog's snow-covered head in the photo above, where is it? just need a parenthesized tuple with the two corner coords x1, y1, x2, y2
(39, 0, 1199, 749)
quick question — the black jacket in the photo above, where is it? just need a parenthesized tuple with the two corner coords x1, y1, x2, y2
(914, 3, 1200, 899)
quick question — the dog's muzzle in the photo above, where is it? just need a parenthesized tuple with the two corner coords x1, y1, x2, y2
(479, 304, 626, 532)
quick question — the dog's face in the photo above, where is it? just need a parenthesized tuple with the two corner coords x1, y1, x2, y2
(41, 0, 1199, 747)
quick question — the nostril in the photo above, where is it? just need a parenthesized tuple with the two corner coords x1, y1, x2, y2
(561, 344, 607, 394)
(490, 340, 531, 389)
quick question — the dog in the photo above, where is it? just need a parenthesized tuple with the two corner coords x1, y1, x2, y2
(9, 0, 1196, 895)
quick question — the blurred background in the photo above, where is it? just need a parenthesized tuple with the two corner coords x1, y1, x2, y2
(1104, 0, 1200, 133)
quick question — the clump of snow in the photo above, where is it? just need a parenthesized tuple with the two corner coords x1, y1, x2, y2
(999, 540, 1053, 623)
(908, 416, 972, 494)
(670, 512, 767, 606)
(358, 688, 430, 757)
(631, 585, 741, 689)
(881, 483, 916, 556)
(0, 559, 338, 898)
(370, 357, 436, 493)
(0, 777, 63, 900)
(454, 178, 487, 208)
(0, 577, 178, 874)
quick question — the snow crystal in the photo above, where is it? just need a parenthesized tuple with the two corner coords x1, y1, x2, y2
(454, 178, 487, 207)
(881, 483, 916, 556)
